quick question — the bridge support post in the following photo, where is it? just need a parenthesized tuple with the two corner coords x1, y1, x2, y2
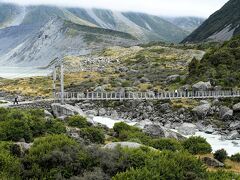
(60, 63, 65, 105)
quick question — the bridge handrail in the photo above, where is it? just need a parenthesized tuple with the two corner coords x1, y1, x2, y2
(55, 90, 240, 100)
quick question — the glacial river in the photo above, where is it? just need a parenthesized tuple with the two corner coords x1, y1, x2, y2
(93, 117, 240, 156)
(0, 66, 51, 79)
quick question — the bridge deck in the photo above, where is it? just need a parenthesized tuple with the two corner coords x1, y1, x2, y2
(56, 91, 240, 101)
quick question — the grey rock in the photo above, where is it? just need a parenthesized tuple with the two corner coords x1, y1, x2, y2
(177, 123, 197, 135)
(15, 142, 33, 151)
(159, 103, 171, 112)
(219, 106, 233, 121)
(111, 110, 119, 119)
(229, 121, 240, 130)
(202, 157, 224, 167)
(233, 102, 240, 112)
(135, 119, 153, 129)
(51, 103, 86, 118)
(192, 103, 211, 119)
(98, 108, 107, 116)
(205, 125, 214, 134)
(192, 81, 211, 91)
(104, 142, 142, 149)
(166, 74, 180, 83)
(200, 100, 209, 105)
(226, 130, 240, 140)
(143, 124, 185, 140)
(44, 110, 53, 118)
(85, 110, 98, 116)
(140, 77, 150, 83)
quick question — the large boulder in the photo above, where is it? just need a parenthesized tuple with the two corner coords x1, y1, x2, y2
(202, 157, 224, 167)
(233, 102, 240, 112)
(98, 108, 107, 116)
(219, 106, 233, 121)
(192, 103, 211, 119)
(226, 130, 240, 140)
(104, 142, 142, 149)
(176, 123, 198, 135)
(192, 81, 211, 91)
(166, 75, 180, 83)
(51, 103, 86, 118)
(143, 124, 185, 140)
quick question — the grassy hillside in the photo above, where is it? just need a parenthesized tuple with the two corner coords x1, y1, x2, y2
(187, 35, 240, 87)
(183, 0, 240, 42)
(0, 44, 204, 97)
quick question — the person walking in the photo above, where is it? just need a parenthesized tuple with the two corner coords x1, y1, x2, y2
(13, 95, 19, 105)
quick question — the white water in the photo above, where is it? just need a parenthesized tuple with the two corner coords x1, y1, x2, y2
(0, 66, 51, 79)
(188, 132, 240, 156)
(92, 117, 240, 156)
(93, 116, 136, 129)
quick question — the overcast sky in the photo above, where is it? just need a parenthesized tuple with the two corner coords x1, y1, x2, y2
(1, 0, 229, 17)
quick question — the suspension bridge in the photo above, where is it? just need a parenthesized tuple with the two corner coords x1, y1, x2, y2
(55, 90, 240, 101)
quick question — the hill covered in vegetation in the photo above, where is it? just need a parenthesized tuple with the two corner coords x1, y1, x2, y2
(187, 35, 240, 87)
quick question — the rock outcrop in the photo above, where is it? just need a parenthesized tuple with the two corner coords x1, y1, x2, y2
(104, 142, 142, 149)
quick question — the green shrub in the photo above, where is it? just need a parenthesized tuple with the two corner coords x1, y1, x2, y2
(0, 119, 33, 142)
(67, 115, 90, 128)
(79, 127, 105, 144)
(113, 122, 136, 135)
(45, 119, 66, 134)
(22, 134, 91, 179)
(0, 108, 67, 142)
(214, 149, 228, 162)
(113, 151, 207, 180)
(230, 153, 240, 162)
(182, 136, 212, 155)
(0, 141, 21, 179)
(150, 138, 183, 151)
(208, 170, 240, 180)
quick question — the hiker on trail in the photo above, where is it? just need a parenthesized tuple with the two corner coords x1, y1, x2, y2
(174, 89, 178, 97)
(13, 95, 19, 105)
(84, 89, 89, 98)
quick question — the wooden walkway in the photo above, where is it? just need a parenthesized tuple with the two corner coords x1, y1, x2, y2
(56, 90, 240, 101)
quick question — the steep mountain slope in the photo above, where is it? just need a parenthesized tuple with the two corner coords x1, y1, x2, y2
(183, 0, 240, 43)
(0, 18, 137, 67)
(0, 3, 188, 43)
(0, 3, 26, 29)
(164, 17, 204, 33)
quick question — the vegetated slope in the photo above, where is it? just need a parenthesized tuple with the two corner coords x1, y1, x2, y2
(164, 17, 205, 33)
(187, 35, 240, 87)
(183, 0, 240, 43)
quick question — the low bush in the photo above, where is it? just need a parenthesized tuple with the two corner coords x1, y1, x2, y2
(0, 109, 67, 142)
(22, 134, 92, 179)
(67, 115, 91, 128)
(214, 149, 228, 162)
(0, 141, 21, 179)
(79, 127, 105, 144)
(230, 153, 240, 162)
(113, 151, 207, 180)
(182, 136, 212, 155)
(150, 138, 183, 151)
(208, 170, 240, 180)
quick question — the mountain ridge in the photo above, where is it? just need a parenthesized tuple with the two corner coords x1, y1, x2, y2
(183, 0, 240, 43)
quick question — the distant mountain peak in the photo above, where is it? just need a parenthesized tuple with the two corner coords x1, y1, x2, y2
(183, 0, 240, 43)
